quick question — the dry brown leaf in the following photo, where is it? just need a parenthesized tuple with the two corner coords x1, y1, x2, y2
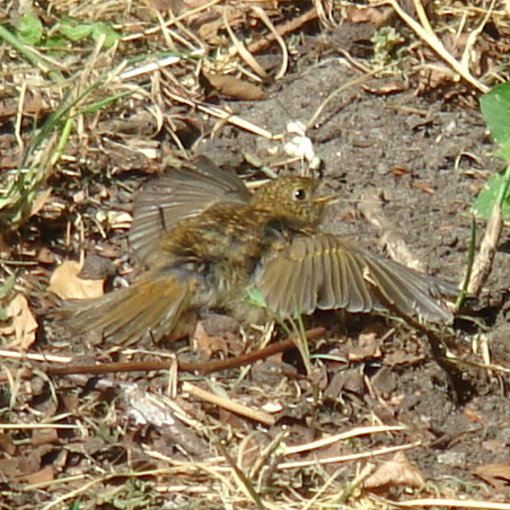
(0, 293, 38, 349)
(31, 428, 59, 447)
(344, 5, 387, 25)
(24, 465, 54, 485)
(364, 451, 425, 490)
(474, 463, 510, 487)
(192, 320, 228, 358)
(48, 260, 104, 300)
(0, 433, 16, 455)
(0, 458, 23, 479)
(195, 9, 245, 43)
(362, 79, 408, 95)
(411, 181, 436, 195)
(30, 187, 52, 217)
(202, 71, 266, 100)
(347, 325, 382, 361)
(0, 92, 45, 119)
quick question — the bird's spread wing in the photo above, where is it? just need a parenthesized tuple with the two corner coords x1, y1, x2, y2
(130, 156, 251, 263)
(256, 234, 456, 323)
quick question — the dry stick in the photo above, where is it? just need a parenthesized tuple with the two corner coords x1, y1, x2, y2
(283, 425, 406, 456)
(467, 203, 503, 296)
(465, 162, 510, 297)
(251, 6, 289, 80)
(46, 327, 326, 377)
(459, 0, 496, 72)
(0, 349, 72, 364)
(247, 7, 318, 54)
(120, 0, 225, 42)
(183, 382, 274, 426)
(394, 498, 510, 510)
(278, 441, 421, 470)
(223, 9, 268, 80)
(166, 90, 274, 139)
(385, 0, 488, 93)
(306, 67, 385, 131)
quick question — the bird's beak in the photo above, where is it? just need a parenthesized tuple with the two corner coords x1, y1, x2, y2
(314, 194, 338, 204)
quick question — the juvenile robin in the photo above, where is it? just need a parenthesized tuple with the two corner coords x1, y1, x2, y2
(60, 157, 455, 344)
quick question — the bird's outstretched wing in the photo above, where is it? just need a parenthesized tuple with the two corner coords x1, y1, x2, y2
(256, 234, 456, 323)
(130, 156, 251, 264)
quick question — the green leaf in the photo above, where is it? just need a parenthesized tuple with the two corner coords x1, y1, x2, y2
(472, 166, 510, 219)
(57, 18, 93, 41)
(91, 22, 120, 48)
(17, 14, 44, 45)
(480, 82, 510, 150)
(497, 137, 510, 161)
(44, 35, 67, 48)
(245, 287, 268, 309)
(0, 274, 16, 300)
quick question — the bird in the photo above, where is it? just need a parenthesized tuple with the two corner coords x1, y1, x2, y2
(59, 156, 456, 345)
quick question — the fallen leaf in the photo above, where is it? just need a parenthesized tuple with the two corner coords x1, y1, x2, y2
(347, 325, 382, 361)
(344, 5, 388, 25)
(0, 293, 38, 349)
(48, 260, 104, 300)
(362, 79, 408, 95)
(24, 465, 54, 485)
(0, 433, 16, 455)
(32, 428, 59, 447)
(192, 320, 228, 358)
(364, 451, 425, 490)
(30, 187, 52, 217)
(201, 71, 265, 100)
(474, 463, 510, 488)
(0, 458, 22, 479)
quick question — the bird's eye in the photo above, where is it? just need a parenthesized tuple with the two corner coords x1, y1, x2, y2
(294, 188, 306, 200)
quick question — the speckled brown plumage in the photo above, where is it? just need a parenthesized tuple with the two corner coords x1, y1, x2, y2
(60, 158, 455, 345)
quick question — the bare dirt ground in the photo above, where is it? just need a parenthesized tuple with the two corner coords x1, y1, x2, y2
(2, 1, 510, 509)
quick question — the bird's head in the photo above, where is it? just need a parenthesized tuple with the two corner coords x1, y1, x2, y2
(251, 176, 335, 228)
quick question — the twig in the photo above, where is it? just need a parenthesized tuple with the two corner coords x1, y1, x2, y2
(223, 9, 268, 79)
(278, 441, 421, 470)
(394, 498, 510, 509)
(120, 0, 225, 42)
(45, 327, 326, 376)
(165, 90, 274, 139)
(384, 0, 488, 92)
(0, 349, 72, 364)
(182, 382, 275, 426)
(306, 68, 385, 131)
(247, 7, 318, 54)
(251, 6, 289, 80)
(467, 164, 510, 295)
(283, 425, 406, 455)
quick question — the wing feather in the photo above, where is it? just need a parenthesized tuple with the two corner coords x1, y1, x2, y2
(257, 234, 454, 323)
(130, 156, 250, 264)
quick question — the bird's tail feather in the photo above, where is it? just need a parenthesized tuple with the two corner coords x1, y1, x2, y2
(58, 273, 194, 345)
